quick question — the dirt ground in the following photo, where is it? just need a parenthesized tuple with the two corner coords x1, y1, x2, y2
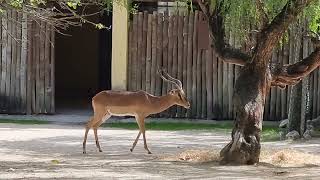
(0, 123, 319, 179)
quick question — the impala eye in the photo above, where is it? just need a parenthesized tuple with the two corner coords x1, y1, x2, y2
(178, 93, 183, 100)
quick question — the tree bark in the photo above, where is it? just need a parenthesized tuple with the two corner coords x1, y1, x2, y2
(288, 82, 303, 132)
(220, 62, 270, 164)
(197, 0, 319, 164)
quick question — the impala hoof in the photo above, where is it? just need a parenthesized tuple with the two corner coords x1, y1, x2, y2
(83, 151, 86, 154)
(99, 150, 103, 152)
(148, 151, 152, 154)
(130, 149, 133, 152)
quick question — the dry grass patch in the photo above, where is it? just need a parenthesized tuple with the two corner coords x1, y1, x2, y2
(261, 149, 320, 167)
(158, 148, 320, 167)
(157, 149, 220, 163)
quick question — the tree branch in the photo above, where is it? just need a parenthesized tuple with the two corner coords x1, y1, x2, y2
(254, 0, 314, 65)
(271, 36, 320, 88)
(256, 0, 269, 29)
(197, 0, 251, 66)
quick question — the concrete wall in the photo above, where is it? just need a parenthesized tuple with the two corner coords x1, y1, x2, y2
(111, 0, 129, 90)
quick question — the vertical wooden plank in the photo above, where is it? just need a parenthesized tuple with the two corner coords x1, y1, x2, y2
(206, 46, 213, 119)
(201, 51, 206, 118)
(160, 12, 168, 117)
(287, 27, 295, 117)
(217, 63, 223, 117)
(10, 10, 17, 112)
(176, 11, 183, 116)
(222, 61, 228, 118)
(44, 22, 51, 113)
(228, 31, 234, 119)
(171, 12, 178, 117)
(0, 13, 7, 113)
(156, 13, 163, 96)
(191, 11, 198, 118)
(276, 48, 282, 120)
(6, 9, 12, 112)
(196, 49, 202, 118)
(131, 14, 138, 91)
(136, 12, 143, 90)
(39, 21, 46, 113)
(269, 51, 278, 120)
(167, 14, 173, 94)
(151, 12, 157, 95)
(162, 11, 168, 96)
(141, 11, 148, 91)
(180, 12, 189, 117)
(281, 39, 289, 119)
(212, 46, 218, 119)
(16, 11, 22, 113)
(165, 13, 173, 117)
(233, 33, 241, 119)
(0, 15, 2, 111)
(35, 22, 41, 114)
(196, 48, 202, 118)
(50, 25, 55, 113)
(26, 20, 32, 114)
(186, 12, 194, 118)
(146, 13, 152, 93)
(127, 21, 132, 90)
(31, 21, 36, 113)
(264, 90, 271, 120)
(181, 12, 188, 117)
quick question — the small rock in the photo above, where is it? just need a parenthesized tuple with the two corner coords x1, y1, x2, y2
(286, 130, 300, 140)
(279, 131, 286, 141)
(7, 168, 15, 172)
(312, 117, 320, 127)
(303, 130, 312, 140)
(306, 124, 314, 131)
(279, 119, 289, 128)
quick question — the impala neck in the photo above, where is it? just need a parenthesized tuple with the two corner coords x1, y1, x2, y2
(150, 94, 175, 114)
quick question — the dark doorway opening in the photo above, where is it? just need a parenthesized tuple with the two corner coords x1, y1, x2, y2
(55, 8, 112, 114)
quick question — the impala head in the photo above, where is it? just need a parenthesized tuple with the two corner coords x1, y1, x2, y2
(157, 69, 190, 109)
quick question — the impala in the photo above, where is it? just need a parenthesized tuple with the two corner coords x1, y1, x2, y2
(82, 69, 190, 154)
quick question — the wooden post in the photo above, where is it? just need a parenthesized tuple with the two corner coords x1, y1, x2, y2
(191, 11, 198, 118)
(146, 14, 152, 93)
(137, 12, 143, 90)
(141, 11, 148, 91)
(151, 12, 157, 95)
(156, 13, 163, 96)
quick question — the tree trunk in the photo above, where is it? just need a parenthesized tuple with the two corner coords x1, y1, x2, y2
(288, 82, 302, 132)
(220, 64, 269, 165)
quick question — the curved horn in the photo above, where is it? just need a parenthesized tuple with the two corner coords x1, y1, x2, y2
(157, 68, 183, 89)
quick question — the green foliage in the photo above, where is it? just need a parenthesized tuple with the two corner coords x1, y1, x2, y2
(204, 0, 319, 47)
(95, 23, 106, 29)
(304, 0, 320, 33)
(66, 0, 81, 10)
(0, 119, 49, 124)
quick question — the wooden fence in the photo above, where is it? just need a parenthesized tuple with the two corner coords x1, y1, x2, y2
(0, 9, 55, 114)
(127, 10, 320, 121)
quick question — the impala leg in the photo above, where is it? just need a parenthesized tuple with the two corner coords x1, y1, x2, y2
(142, 130, 151, 154)
(130, 131, 141, 152)
(93, 114, 110, 153)
(136, 116, 152, 154)
(83, 126, 90, 154)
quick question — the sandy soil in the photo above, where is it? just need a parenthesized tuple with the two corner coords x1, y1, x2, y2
(0, 123, 319, 179)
